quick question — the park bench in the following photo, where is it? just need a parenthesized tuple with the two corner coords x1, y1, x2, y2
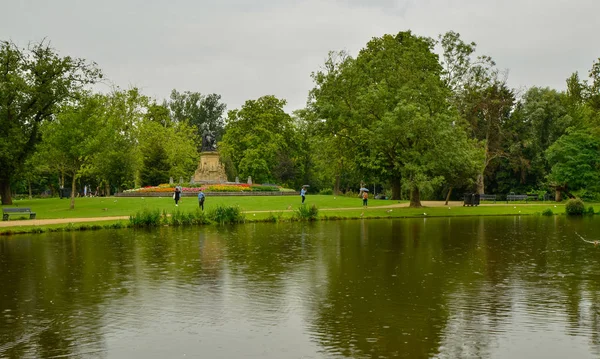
(506, 194, 529, 203)
(479, 194, 496, 203)
(2, 207, 36, 221)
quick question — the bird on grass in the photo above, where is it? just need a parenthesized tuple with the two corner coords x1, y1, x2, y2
(423, 213, 427, 216)
(360, 212, 364, 217)
(287, 205, 292, 210)
(386, 209, 393, 213)
(575, 232, 599, 246)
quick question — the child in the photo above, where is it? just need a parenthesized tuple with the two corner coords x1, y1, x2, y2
(300, 187, 306, 204)
(362, 191, 368, 208)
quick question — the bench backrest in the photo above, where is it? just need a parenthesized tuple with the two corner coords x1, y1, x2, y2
(480, 194, 496, 199)
(507, 195, 527, 200)
(2, 208, 31, 213)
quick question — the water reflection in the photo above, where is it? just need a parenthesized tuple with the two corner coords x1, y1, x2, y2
(2, 217, 600, 358)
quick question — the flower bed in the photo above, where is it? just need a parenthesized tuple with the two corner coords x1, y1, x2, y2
(124, 183, 292, 193)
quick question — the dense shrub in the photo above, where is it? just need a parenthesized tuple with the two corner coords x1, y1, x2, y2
(169, 209, 209, 226)
(319, 188, 333, 195)
(208, 205, 245, 224)
(587, 206, 595, 215)
(565, 198, 585, 216)
(130, 208, 163, 227)
(295, 204, 319, 221)
(541, 208, 554, 216)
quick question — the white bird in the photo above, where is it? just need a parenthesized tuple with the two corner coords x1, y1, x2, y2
(423, 213, 427, 216)
(575, 232, 599, 246)
(114, 200, 118, 203)
(386, 209, 392, 213)
(360, 212, 364, 217)
(513, 206, 516, 209)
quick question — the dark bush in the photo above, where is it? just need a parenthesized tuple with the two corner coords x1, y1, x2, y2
(295, 204, 319, 221)
(208, 205, 245, 225)
(565, 198, 585, 216)
(541, 208, 554, 216)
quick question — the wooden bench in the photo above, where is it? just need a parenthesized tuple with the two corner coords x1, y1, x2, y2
(506, 194, 529, 203)
(2, 207, 36, 221)
(479, 194, 496, 203)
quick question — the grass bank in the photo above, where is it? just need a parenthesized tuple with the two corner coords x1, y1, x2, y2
(1, 195, 587, 236)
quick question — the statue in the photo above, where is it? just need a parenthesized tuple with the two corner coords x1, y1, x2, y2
(201, 129, 217, 152)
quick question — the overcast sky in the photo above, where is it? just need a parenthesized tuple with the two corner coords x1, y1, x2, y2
(2, 0, 599, 111)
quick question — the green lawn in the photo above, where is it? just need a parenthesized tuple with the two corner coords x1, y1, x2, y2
(0, 195, 574, 220)
(1, 195, 398, 219)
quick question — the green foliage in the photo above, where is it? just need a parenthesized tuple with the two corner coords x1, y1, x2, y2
(541, 208, 554, 216)
(546, 129, 600, 193)
(129, 208, 163, 227)
(265, 212, 284, 223)
(139, 143, 171, 186)
(168, 209, 209, 226)
(565, 198, 585, 216)
(220, 96, 305, 187)
(167, 90, 226, 141)
(294, 204, 319, 221)
(207, 205, 245, 225)
(587, 206, 595, 215)
(571, 189, 600, 202)
(309, 31, 483, 205)
(0, 40, 102, 204)
(319, 188, 333, 195)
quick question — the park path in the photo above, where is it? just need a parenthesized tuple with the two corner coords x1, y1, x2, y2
(0, 201, 552, 228)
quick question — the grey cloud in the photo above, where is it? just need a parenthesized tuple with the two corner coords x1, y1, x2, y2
(1, 0, 599, 112)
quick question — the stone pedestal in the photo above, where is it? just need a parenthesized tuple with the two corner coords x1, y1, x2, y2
(193, 152, 227, 183)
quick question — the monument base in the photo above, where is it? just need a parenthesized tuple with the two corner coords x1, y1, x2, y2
(193, 151, 227, 183)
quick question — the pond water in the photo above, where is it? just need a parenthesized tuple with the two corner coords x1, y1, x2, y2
(1, 216, 600, 358)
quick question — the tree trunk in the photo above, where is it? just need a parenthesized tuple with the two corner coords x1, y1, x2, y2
(0, 179, 12, 205)
(410, 187, 422, 208)
(476, 173, 484, 195)
(444, 187, 453, 205)
(105, 182, 110, 197)
(391, 177, 401, 200)
(70, 175, 76, 209)
(555, 189, 562, 202)
(334, 160, 342, 195)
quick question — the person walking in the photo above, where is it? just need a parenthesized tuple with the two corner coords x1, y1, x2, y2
(174, 186, 181, 206)
(362, 191, 368, 208)
(300, 187, 306, 204)
(198, 190, 206, 211)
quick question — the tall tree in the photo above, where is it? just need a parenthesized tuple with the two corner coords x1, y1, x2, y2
(37, 93, 102, 209)
(137, 117, 199, 186)
(0, 40, 101, 204)
(87, 89, 145, 194)
(167, 90, 227, 145)
(220, 95, 304, 186)
(546, 129, 600, 197)
(311, 31, 482, 206)
(439, 31, 514, 194)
